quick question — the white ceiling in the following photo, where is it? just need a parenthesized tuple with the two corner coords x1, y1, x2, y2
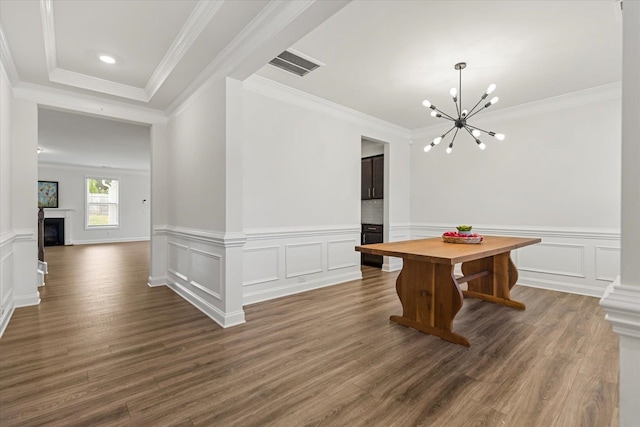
(256, 0, 622, 129)
(38, 108, 150, 171)
(0, 1, 623, 168)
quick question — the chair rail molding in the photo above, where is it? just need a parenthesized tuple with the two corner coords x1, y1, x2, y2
(411, 223, 620, 298)
(242, 225, 362, 305)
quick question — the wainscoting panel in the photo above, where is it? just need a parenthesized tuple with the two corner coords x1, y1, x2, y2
(411, 223, 620, 297)
(517, 242, 586, 278)
(327, 239, 359, 271)
(243, 246, 279, 286)
(595, 245, 621, 282)
(243, 226, 362, 305)
(168, 242, 189, 281)
(285, 242, 323, 278)
(0, 241, 15, 337)
(158, 226, 231, 327)
(190, 249, 222, 300)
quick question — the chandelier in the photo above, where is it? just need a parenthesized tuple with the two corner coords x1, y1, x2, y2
(423, 62, 505, 154)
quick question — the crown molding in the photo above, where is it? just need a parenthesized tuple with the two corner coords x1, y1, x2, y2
(40, 0, 57, 74)
(166, 0, 318, 119)
(38, 161, 150, 174)
(0, 24, 20, 85)
(144, 0, 225, 100)
(243, 75, 411, 140)
(49, 68, 149, 101)
(13, 82, 167, 124)
(38, 0, 223, 103)
(411, 81, 622, 141)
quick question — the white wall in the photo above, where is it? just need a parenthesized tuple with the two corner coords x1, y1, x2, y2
(37, 163, 150, 244)
(410, 88, 621, 228)
(410, 85, 622, 297)
(167, 80, 226, 232)
(0, 61, 15, 335)
(157, 79, 246, 328)
(240, 76, 412, 303)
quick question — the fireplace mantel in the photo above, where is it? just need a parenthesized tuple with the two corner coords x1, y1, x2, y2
(43, 208, 74, 244)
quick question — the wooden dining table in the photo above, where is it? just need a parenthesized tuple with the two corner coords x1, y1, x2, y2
(355, 235, 541, 346)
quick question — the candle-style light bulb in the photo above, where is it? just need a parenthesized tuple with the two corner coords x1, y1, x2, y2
(472, 129, 481, 138)
(486, 83, 496, 95)
(495, 133, 505, 141)
(489, 96, 499, 105)
(422, 100, 431, 108)
(461, 109, 468, 117)
(433, 136, 442, 145)
(424, 143, 433, 153)
(450, 87, 457, 101)
(446, 143, 453, 154)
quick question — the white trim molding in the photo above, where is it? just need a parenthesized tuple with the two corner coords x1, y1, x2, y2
(13, 82, 167, 125)
(243, 75, 411, 140)
(0, 23, 20, 85)
(38, 0, 225, 102)
(242, 225, 362, 305)
(601, 278, 640, 340)
(168, 0, 318, 117)
(157, 225, 246, 328)
(411, 223, 620, 297)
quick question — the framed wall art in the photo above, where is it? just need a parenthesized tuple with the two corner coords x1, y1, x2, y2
(38, 180, 59, 208)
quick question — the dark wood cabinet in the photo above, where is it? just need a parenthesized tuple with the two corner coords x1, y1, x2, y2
(361, 155, 383, 200)
(361, 224, 383, 267)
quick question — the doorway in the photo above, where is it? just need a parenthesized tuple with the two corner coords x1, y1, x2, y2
(360, 138, 385, 268)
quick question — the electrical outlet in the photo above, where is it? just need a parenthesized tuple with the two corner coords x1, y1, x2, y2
(298, 276, 306, 283)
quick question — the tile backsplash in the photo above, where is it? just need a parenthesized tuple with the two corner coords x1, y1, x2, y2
(361, 199, 383, 224)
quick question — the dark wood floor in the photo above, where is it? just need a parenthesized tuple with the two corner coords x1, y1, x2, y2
(0, 242, 618, 426)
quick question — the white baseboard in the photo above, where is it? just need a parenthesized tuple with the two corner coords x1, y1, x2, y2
(0, 297, 15, 338)
(147, 275, 167, 287)
(517, 277, 604, 298)
(14, 293, 41, 308)
(167, 280, 245, 328)
(72, 237, 150, 245)
(244, 270, 362, 305)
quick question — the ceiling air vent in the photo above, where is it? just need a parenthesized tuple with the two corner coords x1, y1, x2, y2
(268, 50, 322, 77)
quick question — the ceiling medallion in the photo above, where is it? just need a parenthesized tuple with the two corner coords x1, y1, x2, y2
(423, 62, 505, 154)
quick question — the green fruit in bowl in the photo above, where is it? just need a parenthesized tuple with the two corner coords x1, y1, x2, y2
(456, 225, 473, 232)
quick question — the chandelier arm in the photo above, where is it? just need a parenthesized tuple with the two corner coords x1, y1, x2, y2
(458, 66, 462, 117)
(466, 97, 485, 117)
(453, 98, 461, 118)
(463, 126, 477, 139)
(465, 104, 488, 120)
(450, 128, 460, 144)
(465, 124, 493, 134)
(442, 125, 457, 138)
(432, 107, 457, 121)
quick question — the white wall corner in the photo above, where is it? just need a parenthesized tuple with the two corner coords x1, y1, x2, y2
(0, 23, 20, 85)
(600, 278, 640, 340)
(147, 276, 167, 287)
(600, 277, 640, 427)
(0, 298, 15, 338)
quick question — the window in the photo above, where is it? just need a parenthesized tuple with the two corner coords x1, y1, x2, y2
(86, 178, 119, 227)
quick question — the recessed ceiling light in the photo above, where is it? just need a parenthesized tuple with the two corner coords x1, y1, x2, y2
(99, 55, 116, 64)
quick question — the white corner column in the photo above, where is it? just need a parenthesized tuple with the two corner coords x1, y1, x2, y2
(148, 123, 168, 287)
(10, 98, 39, 306)
(600, 3, 640, 426)
(222, 77, 246, 326)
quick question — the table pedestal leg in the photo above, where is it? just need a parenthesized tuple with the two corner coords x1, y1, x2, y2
(390, 259, 469, 346)
(461, 251, 525, 309)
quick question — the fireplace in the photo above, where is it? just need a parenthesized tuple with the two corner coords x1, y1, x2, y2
(44, 218, 65, 246)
